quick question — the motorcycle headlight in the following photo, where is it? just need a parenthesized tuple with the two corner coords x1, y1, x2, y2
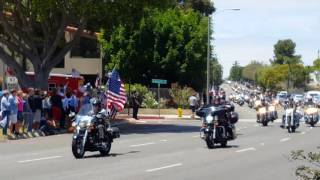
(306, 108, 318, 114)
(259, 107, 267, 114)
(72, 122, 77, 127)
(79, 121, 89, 128)
(206, 115, 214, 124)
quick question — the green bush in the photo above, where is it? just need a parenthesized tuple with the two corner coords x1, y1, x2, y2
(169, 83, 194, 108)
(141, 91, 158, 108)
(125, 84, 158, 108)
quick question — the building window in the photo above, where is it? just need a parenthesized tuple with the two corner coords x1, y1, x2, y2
(70, 37, 100, 58)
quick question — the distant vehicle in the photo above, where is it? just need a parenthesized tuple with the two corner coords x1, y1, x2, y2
(292, 94, 304, 103)
(226, 80, 232, 84)
(312, 95, 320, 107)
(276, 94, 287, 105)
(278, 91, 288, 96)
(306, 91, 320, 98)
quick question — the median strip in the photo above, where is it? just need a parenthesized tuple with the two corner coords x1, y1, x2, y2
(18, 156, 62, 163)
(146, 163, 183, 172)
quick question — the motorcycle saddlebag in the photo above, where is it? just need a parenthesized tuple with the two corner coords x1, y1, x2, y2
(230, 112, 239, 124)
(108, 127, 120, 139)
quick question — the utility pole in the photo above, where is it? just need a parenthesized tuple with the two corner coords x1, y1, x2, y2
(206, 15, 211, 105)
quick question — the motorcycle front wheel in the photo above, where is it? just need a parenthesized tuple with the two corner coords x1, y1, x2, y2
(72, 139, 85, 159)
(205, 134, 215, 149)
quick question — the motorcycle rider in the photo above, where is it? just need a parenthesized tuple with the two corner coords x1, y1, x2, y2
(304, 96, 315, 107)
(211, 94, 236, 140)
(281, 97, 297, 128)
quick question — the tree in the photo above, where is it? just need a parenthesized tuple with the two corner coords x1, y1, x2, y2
(242, 60, 264, 82)
(229, 61, 243, 81)
(211, 59, 223, 86)
(270, 39, 302, 90)
(101, 8, 209, 91)
(313, 58, 320, 70)
(271, 39, 301, 65)
(180, 0, 215, 15)
(256, 65, 288, 90)
(0, 0, 175, 89)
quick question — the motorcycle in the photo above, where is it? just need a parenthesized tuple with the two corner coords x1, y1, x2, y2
(282, 108, 300, 133)
(304, 106, 319, 127)
(248, 98, 254, 109)
(256, 106, 271, 126)
(197, 106, 238, 149)
(267, 104, 278, 122)
(70, 104, 120, 159)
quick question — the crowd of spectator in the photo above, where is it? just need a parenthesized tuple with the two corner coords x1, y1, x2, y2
(0, 86, 90, 139)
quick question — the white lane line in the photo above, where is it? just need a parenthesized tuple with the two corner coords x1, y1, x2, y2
(130, 142, 155, 147)
(192, 135, 199, 138)
(235, 147, 256, 153)
(160, 139, 168, 142)
(301, 131, 306, 135)
(146, 163, 183, 172)
(280, 138, 291, 142)
(18, 156, 62, 163)
(254, 124, 259, 127)
(260, 143, 265, 146)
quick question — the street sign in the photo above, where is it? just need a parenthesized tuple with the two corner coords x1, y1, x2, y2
(6, 76, 18, 84)
(152, 79, 167, 84)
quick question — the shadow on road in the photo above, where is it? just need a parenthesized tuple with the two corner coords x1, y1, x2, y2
(118, 123, 201, 135)
(84, 151, 140, 159)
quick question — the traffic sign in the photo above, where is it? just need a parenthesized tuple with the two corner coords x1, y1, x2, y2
(152, 79, 167, 84)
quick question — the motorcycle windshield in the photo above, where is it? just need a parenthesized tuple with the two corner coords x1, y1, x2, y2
(77, 104, 93, 116)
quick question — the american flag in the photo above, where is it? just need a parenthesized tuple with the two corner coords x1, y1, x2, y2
(106, 70, 126, 119)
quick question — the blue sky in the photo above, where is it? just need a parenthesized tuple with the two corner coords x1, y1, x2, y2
(213, 0, 320, 78)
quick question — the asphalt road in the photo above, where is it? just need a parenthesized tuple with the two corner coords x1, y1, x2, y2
(0, 84, 319, 180)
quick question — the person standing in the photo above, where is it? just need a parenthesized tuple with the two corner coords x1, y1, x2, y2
(16, 90, 24, 135)
(8, 89, 18, 136)
(50, 88, 63, 129)
(132, 91, 141, 120)
(189, 93, 198, 118)
(32, 89, 43, 131)
(0, 90, 11, 136)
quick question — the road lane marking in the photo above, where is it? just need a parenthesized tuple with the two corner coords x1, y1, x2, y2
(130, 142, 155, 147)
(280, 138, 291, 142)
(192, 135, 199, 138)
(301, 131, 306, 135)
(160, 139, 168, 142)
(235, 147, 256, 153)
(146, 163, 183, 172)
(18, 156, 62, 163)
(260, 143, 265, 146)
(254, 124, 259, 127)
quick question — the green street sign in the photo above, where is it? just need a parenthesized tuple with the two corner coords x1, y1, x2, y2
(152, 79, 167, 84)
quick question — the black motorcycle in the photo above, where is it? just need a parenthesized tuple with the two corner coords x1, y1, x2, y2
(197, 105, 238, 149)
(70, 104, 120, 159)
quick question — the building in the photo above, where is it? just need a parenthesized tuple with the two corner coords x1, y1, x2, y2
(0, 26, 103, 89)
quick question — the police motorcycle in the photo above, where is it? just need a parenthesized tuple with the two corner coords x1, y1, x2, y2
(70, 99, 120, 159)
(282, 107, 300, 133)
(196, 103, 238, 149)
(304, 105, 319, 127)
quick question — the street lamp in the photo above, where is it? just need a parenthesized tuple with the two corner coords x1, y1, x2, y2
(206, 8, 240, 104)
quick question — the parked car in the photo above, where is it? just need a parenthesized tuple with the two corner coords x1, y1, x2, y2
(312, 95, 320, 107)
(292, 94, 304, 103)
